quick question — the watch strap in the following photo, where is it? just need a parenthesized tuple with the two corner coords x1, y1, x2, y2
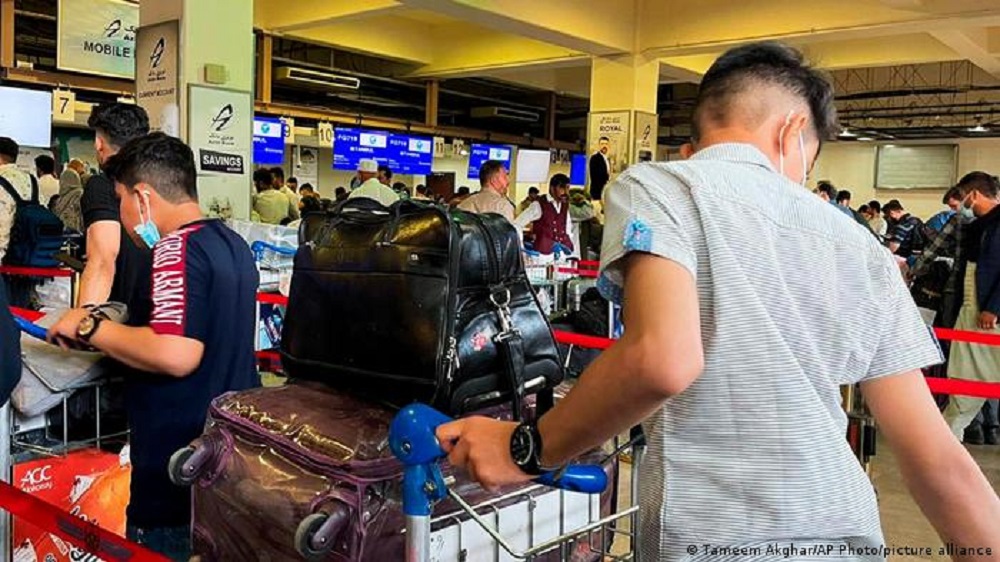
(78, 314, 103, 342)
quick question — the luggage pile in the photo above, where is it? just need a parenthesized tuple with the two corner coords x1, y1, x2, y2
(171, 199, 632, 561)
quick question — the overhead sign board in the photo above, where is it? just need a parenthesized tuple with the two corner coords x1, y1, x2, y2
(135, 20, 180, 136)
(57, 0, 139, 79)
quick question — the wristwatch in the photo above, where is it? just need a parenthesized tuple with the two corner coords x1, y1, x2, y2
(76, 314, 104, 343)
(510, 422, 546, 476)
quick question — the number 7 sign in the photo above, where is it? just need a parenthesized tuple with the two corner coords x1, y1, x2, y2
(52, 90, 76, 123)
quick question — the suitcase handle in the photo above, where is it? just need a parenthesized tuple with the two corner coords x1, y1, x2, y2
(388, 403, 607, 518)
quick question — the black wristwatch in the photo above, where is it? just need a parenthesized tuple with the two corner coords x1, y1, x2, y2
(510, 422, 546, 476)
(76, 314, 104, 343)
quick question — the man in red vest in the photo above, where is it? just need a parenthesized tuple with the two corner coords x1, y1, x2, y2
(515, 173, 574, 257)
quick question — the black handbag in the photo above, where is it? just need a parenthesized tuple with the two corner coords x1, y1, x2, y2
(281, 198, 563, 418)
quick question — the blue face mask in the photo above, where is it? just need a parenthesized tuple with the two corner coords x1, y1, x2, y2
(960, 195, 976, 221)
(133, 191, 161, 248)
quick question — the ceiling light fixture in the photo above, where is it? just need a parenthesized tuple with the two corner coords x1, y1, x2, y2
(857, 136, 875, 142)
(838, 128, 857, 138)
(969, 124, 989, 133)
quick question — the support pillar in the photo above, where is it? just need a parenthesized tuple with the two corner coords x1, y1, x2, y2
(138, 0, 255, 220)
(587, 54, 660, 196)
(425, 79, 439, 127)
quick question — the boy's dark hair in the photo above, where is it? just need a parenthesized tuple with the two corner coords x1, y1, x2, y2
(301, 195, 322, 214)
(253, 169, 273, 187)
(693, 42, 838, 142)
(868, 200, 882, 214)
(479, 161, 505, 186)
(957, 171, 1000, 199)
(392, 181, 407, 192)
(378, 165, 393, 180)
(598, 136, 610, 142)
(334, 187, 346, 196)
(835, 189, 851, 204)
(942, 186, 962, 204)
(549, 173, 571, 189)
(457, 186, 471, 196)
(883, 200, 904, 213)
(816, 182, 836, 199)
(104, 133, 197, 204)
(287, 176, 298, 185)
(528, 187, 540, 196)
(300, 183, 315, 193)
(34, 155, 55, 175)
(88, 103, 150, 149)
(0, 137, 19, 161)
(858, 204, 870, 215)
(271, 167, 285, 181)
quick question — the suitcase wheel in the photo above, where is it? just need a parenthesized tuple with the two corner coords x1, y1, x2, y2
(294, 504, 350, 560)
(168, 442, 214, 486)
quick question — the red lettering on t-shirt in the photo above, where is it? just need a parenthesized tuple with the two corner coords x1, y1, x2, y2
(149, 225, 203, 336)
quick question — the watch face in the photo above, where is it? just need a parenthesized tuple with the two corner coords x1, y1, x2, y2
(510, 426, 534, 465)
(78, 316, 95, 337)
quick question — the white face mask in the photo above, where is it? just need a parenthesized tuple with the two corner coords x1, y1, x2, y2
(778, 111, 809, 187)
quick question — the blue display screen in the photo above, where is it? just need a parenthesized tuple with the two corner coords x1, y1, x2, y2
(570, 153, 587, 186)
(467, 144, 513, 179)
(253, 117, 285, 165)
(333, 128, 434, 175)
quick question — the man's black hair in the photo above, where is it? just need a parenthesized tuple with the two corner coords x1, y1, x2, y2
(957, 171, 1000, 199)
(868, 200, 882, 214)
(88, 103, 150, 149)
(34, 155, 56, 175)
(271, 167, 285, 181)
(301, 195, 322, 214)
(883, 200, 904, 213)
(835, 190, 851, 204)
(392, 181, 407, 191)
(943, 186, 963, 204)
(528, 186, 540, 196)
(479, 160, 505, 186)
(598, 136, 610, 142)
(287, 176, 298, 185)
(300, 183, 315, 193)
(858, 204, 870, 215)
(549, 173, 571, 189)
(0, 137, 18, 162)
(378, 165, 393, 180)
(816, 182, 836, 199)
(253, 168, 273, 187)
(457, 186, 471, 195)
(416, 184, 429, 195)
(104, 132, 197, 204)
(693, 41, 838, 142)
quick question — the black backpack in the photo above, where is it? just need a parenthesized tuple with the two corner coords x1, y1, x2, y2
(0, 174, 65, 267)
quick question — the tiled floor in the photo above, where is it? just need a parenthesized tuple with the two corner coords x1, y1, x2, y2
(608, 443, 1000, 560)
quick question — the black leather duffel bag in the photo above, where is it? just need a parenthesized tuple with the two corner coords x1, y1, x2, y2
(281, 198, 563, 418)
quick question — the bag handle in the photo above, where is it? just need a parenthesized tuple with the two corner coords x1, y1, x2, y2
(0, 175, 23, 205)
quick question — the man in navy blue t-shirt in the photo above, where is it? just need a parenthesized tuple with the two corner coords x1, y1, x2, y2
(47, 133, 259, 560)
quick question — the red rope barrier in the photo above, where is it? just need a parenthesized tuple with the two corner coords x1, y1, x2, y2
(257, 292, 289, 306)
(933, 328, 1000, 347)
(553, 330, 614, 350)
(556, 267, 598, 278)
(578, 260, 600, 269)
(0, 266, 73, 278)
(926, 378, 1000, 400)
(0, 481, 167, 561)
(10, 307, 43, 322)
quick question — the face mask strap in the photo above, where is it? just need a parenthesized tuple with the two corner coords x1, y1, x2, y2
(798, 131, 808, 187)
(778, 110, 795, 175)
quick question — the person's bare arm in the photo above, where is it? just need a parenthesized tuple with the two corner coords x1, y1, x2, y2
(78, 221, 120, 305)
(862, 372, 1000, 557)
(47, 308, 204, 377)
(437, 253, 703, 487)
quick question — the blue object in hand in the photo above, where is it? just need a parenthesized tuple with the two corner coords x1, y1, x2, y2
(388, 404, 609, 517)
(14, 316, 47, 341)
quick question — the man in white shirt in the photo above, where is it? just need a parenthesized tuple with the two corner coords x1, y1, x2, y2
(348, 159, 399, 206)
(34, 154, 60, 206)
(514, 173, 575, 258)
(271, 167, 299, 221)
(0, 137, 34, 262)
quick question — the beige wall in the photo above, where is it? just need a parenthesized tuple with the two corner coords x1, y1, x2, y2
(811, 138, 1000, 219)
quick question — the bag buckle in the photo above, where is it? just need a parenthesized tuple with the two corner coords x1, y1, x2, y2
(489, 287, 515, 335)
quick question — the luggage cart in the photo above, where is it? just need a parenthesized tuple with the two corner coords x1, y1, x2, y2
(389, 404, 643, 561)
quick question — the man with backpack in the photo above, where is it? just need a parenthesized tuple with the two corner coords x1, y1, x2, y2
(0, 137, 64, 268)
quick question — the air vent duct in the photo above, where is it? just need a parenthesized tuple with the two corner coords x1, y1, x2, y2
(470, 106, 540, 122)
(275, 67, 361, 91)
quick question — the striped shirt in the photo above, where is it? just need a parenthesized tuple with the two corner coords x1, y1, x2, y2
(598, 143, 942, 562)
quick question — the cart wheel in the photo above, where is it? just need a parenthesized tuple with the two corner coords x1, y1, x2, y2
(294, 513, 332, 560)
(168, 446, 200, 486)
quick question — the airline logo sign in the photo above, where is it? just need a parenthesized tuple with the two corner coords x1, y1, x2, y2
(57, 0, 139, 79)
(254, 120, 283, 138)
(409, 138, 431, 154)
(489, 147, 511, 161)
(360, 133, 387, 149)
(135, 19, 179, 135)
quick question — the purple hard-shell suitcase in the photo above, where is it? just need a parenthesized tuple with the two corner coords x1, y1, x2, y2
(171, 382, 616, 561)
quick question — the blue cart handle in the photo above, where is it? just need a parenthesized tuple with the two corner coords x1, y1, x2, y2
(250, 241, 297, 262)
(14, 316, 48, 341)
(389, 404, 607, 517)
